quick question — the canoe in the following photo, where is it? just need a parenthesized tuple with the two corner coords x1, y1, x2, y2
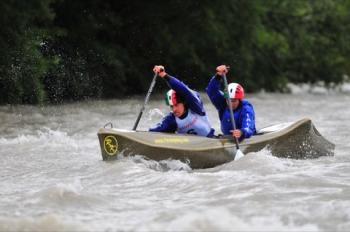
(97, 118, 334, 169)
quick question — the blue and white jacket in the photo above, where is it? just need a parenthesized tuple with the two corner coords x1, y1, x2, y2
(149, 75, 215, 137)
(206, 75, 256, 139)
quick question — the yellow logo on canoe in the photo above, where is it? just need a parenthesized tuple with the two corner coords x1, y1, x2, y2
(104, 136, 118, 156)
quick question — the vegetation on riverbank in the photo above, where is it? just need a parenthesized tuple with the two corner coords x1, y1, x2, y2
(1, 0, 349, 104)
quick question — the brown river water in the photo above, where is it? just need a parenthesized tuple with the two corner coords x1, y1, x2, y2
(1, 88, 350, 231)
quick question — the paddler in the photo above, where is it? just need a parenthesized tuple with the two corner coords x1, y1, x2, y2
(149, 65, 215, 137)
(206, 65, 256, 140)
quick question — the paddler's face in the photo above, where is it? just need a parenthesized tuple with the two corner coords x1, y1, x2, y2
(171, 103, 185, 117)
(230, 98, 240, 110)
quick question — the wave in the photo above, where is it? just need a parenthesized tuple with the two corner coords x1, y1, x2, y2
(28, 180, 105, 208)
(0, 214, 87, 232)
(194, 147, 295, 175)
(0, 127, 77, 148)
(113, 147, 300, 174)
(140, 206, 319, 232)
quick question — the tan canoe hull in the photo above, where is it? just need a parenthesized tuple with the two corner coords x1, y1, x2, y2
(97, 118, 334, 169)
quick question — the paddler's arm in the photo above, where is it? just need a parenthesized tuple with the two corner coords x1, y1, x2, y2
(149, 113, 177, 133)
(153, 65, 204, 115)
(164, 75, 205, 115)
(205, 75, 227, 115)
(206, 65, 230, 116)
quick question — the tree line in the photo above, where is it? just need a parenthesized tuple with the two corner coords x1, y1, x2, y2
(1, 0, 349, 104)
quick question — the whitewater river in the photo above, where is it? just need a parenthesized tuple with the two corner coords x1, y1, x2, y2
(1, 89, 350, 231)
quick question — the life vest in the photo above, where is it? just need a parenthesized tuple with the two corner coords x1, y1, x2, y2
(175, 110, 212, 136)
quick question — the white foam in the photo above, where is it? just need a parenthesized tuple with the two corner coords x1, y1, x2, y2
(141, 207, 319, 232)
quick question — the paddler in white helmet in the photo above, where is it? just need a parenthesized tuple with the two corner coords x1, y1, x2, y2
(149, 65, 215, 137)
(206, 65, 256, 140)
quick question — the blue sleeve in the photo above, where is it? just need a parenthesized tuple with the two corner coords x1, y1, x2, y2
(205, 76, 227, 119)
(239, 102, 256, 139)
(149, 113, 177, 133)
(165, 75, 205, 115)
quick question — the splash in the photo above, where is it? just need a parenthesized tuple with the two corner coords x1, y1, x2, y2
(117, 153, 192, 172)
(147, 108, 165, 121)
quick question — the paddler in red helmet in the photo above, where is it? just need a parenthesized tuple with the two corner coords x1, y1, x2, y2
(206, 65, 256, 140)
(149, 65, 215, 137)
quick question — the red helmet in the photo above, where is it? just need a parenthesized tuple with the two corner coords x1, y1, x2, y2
(228, 83, 244, 99)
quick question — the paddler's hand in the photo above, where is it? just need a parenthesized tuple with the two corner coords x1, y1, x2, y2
(153, 65, 166, 78)
(230, 129, 242, 139)
(216, 65, 229, 76)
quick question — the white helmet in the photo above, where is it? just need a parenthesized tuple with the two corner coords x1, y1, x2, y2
(228, 83, 244, 99)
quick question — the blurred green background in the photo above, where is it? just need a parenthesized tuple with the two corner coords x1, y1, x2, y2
(1, 0, 349, 104)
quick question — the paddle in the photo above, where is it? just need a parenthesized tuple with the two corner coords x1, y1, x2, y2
(222, 73, 245, 161)
(132, 73, 158, 130)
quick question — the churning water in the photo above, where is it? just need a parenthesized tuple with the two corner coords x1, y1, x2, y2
(1, 87, 350, 231)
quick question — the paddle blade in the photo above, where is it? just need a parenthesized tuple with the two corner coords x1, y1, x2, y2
(234, 149, 244, 161)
